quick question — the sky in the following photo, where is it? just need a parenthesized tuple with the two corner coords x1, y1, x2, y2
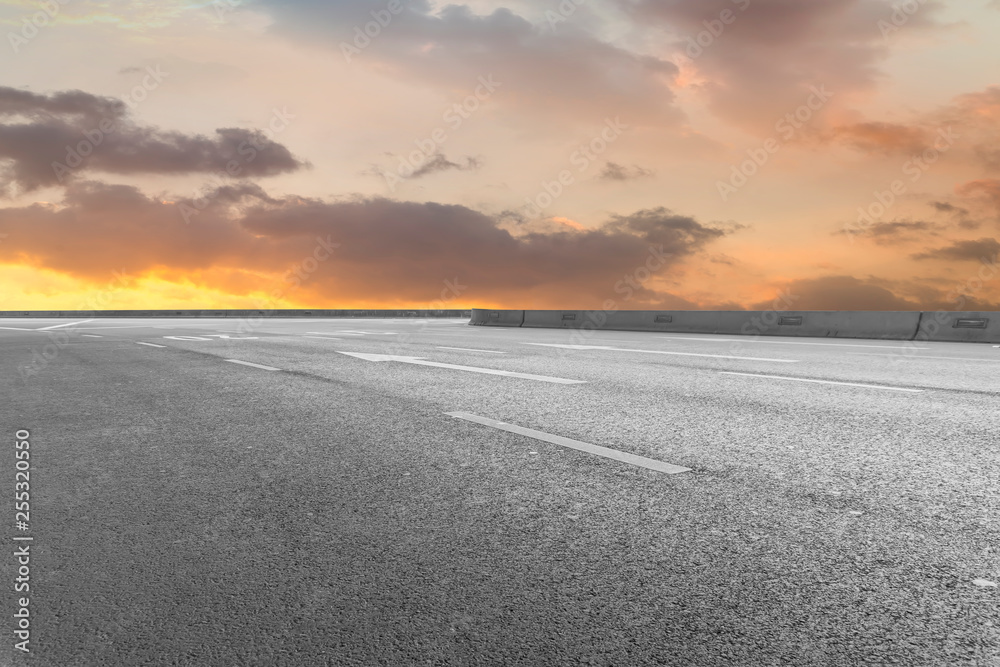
(1, 0, 999, 311)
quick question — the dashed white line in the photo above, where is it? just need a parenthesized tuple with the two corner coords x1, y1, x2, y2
(224, 359, 281, 371)
(36, 319, 94, 331)
(301, 335, 344, 341)
(82, 334, 103, 338)
(446, 412, 690, 474)
(437, 347, 506, 354)
(655, 336, 928, 350)
(135, 342, 166, 348)
(720, 371, 923, 393)
(339, 352, 584, 384)
(526, 342, 797, 363)
(848, 352, 1000, 363)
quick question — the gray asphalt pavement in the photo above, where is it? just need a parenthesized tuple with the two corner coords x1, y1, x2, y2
(2, 317, 998, 666)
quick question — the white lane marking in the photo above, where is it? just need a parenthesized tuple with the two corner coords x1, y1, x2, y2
(225, 359, 281, 371)
(72, 325, 162, 330)
(848, 352, 1000, 363)
(525, 343, 797, 363)
(720, 371, 924, 393)
(301, 335, 344, 341)
(437, 347, 507, 354)
(0, 327, 33, 331)
(307, 331, 364, 337)
(135, 342, 166, 348)
(82, 334, 103, 338)
(36, 319, 94, 331)
(653, 336, 928, 350)
(338, 352, 585, 384)
(446, 412, 690, 474)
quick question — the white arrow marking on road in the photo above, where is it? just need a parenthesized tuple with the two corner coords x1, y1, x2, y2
(338, 352, 585, 384)
(446, 412, 690, 474)
(36, 319, 94, 331)
(524, 343, 797, 363)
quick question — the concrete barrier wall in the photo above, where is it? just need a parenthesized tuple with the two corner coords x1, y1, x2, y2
(912, 311, 1000, 343)
(471, 308, 999, 342)
(469, 309, 525, 327)
(515, 309, 922, 339)
(0, 310, 471, 318)
(520, 310, 585, 329)
(716, 311, 922, 340)
(603, 311, 723, 333)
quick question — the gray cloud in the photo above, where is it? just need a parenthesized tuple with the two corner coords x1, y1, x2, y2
(599, 161, 656, 181)
(750, 275, 919, 311)
(0, 181, 734, 307)
(410, 153, 481, 179)
(257, 0, 682, 126)
(619, 0, 946, 133)
(0, 86, 306, 194)
(912, 238, 1000, 262)
(846, 219, 941, 245)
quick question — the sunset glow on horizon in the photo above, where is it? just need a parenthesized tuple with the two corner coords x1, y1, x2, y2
(1, 0, 999, 311)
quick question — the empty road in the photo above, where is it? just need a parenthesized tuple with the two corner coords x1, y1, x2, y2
(2, 317, 998, 666)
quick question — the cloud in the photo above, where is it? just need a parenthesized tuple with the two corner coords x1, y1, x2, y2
(619, 0, 947, 134)
(912, 238, 1000, 262)
(750, 275, 920, 311)
(931, 201, 968, 215)
(827, 122, 931, 155)
(0, 181, 734, 307)
(957, 179, 1000, 214)
(257, 0, 682, 126)
(848, 219, 941, 245)
(825, 86, 1000, 169)
(599, 161, 656, 181)
(0, 86, 306, 194)
(410, 153, 481, 179)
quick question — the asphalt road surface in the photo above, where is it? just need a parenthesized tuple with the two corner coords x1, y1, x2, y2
(2, 317, 998, 667)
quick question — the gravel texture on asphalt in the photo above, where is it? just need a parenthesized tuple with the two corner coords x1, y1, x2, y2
(2, 318, 998, 666)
